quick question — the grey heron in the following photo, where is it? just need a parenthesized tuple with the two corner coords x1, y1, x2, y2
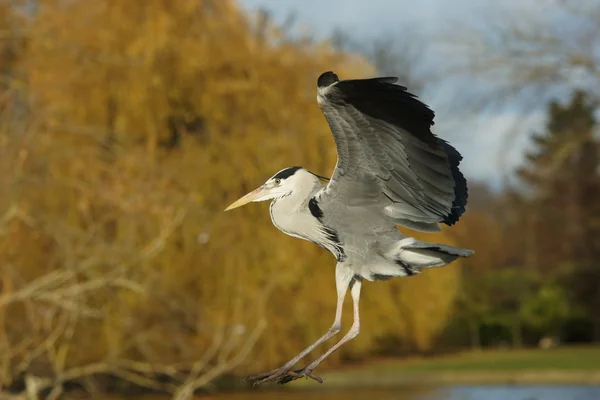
(225, 71, 474, 385)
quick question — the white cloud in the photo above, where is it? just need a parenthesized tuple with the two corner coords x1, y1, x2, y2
(438, 111, 545, 188)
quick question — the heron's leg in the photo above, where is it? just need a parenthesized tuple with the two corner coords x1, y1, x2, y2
(245, 264, 354, 384)
(278, 276, 362, 385)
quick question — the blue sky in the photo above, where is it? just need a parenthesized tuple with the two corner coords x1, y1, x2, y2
(238, 0, 561, 187)
(239, 0, 523, 38)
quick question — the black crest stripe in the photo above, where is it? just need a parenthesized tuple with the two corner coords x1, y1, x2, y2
(273, 166, 301, 180)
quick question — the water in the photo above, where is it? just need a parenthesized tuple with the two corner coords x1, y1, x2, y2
(441, 385, 600, 400)
(200, 385, 600, 400)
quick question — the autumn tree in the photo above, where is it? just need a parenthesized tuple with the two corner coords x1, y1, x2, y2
(0, 0, 369, 397)
(0, 0, 470, 398)
(0, 2, 487, 399)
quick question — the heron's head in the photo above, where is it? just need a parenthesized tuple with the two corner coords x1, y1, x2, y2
(225, 166, 315, 211)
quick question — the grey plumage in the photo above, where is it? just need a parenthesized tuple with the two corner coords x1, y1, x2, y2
(226, 71, 474, 385)
(268, 167, 471, 282)
(317, 71, 467, 232)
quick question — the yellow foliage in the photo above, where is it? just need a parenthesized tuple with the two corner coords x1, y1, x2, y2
(0, 0, 464, 389)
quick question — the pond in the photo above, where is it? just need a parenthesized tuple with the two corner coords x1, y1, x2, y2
(198, 385, 600, 400)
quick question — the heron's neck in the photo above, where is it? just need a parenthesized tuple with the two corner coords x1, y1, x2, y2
(269, 177, 323, 240)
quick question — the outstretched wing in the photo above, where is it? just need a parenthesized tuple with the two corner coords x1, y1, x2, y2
(316, 71, 467, 232)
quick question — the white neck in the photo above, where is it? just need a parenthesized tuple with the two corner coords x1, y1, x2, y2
(268, 170, 342, 259)
(268, 171, 327, 245)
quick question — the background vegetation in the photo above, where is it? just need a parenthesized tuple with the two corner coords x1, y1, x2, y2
(0, 0, 598, 399)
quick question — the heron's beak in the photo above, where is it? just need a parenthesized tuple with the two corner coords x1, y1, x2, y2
(224, 185, 269, 211)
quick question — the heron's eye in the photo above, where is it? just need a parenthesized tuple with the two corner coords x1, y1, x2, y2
(274, 179, 281, 185)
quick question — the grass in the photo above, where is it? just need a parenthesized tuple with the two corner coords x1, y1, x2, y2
(364, 345, 600, 373)
(290, 346, 600, 387)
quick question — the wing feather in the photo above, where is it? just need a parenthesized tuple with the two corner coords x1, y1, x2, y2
(316, 71, 468, 230)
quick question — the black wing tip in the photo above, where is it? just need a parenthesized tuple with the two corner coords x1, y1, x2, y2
(318, 71, 339, 88)
(375, 76, 400, 85)
(438, 140, 468, 226)
(332, 73, 436, 145)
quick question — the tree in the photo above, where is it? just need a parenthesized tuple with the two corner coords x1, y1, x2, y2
(443, 0, 600, 111)
(518, 90, 600, 268)
(0, 0, 471, 398)
(1, 0, 371, 397)
(330, 25, 430, 95)
(516, 90, 600, 341)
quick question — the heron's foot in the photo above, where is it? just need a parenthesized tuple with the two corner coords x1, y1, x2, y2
(243, 368, 282, 385)
(278, 368, 323, 385)
(244, 367, 323, 386)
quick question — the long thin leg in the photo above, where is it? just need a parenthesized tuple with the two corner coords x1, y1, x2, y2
(245, 264, 355, 385)
(279, 276, 362, 385)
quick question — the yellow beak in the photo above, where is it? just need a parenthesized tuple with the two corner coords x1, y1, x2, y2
(224, 185, 268, 211)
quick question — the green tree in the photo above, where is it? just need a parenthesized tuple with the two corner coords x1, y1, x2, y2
(518, 91, 599, 266)
(517, 90, 600, 340)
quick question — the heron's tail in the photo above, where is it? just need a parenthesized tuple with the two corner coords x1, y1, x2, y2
(393, 237, 473, 269)
(367, 238, 473, 281)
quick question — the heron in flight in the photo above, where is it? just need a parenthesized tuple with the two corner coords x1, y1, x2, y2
(225, 71, 474, 385)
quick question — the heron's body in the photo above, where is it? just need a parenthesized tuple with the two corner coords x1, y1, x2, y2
(269, 168, 469, 282)
(225, 71, 474, 385)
